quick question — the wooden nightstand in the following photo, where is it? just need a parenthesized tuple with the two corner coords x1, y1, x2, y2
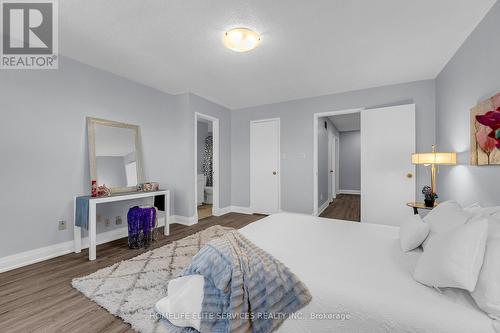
(406, 202, 438, 215)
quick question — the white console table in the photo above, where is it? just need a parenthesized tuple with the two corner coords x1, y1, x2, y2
(74, 190, 170, 261)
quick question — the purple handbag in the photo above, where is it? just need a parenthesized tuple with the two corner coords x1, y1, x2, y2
(127, 206, 156, 249)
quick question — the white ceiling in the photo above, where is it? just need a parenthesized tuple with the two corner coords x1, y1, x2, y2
(329, 113, 360, 132)
(60, 0, 496, 109)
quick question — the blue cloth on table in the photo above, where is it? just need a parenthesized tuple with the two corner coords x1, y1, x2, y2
(75, 196, 91, 230)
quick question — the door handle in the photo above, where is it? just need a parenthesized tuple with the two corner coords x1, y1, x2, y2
(330, 170, 334, 173)
(406, 173, 413, 178)
(272, 171, 277, 175)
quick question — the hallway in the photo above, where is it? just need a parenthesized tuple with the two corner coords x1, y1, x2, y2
(320, 194, 360, 222)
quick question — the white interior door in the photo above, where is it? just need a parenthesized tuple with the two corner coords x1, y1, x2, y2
(361, 104, 415, 226)
(329, 134, 336, 201)
(251, 119, 280, 214)
(327, 133, 332, 202)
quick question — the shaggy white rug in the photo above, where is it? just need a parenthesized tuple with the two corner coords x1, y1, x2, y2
(72, 225, 233, 333)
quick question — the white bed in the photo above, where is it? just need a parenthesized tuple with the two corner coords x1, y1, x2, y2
(238, 212, 496, 333)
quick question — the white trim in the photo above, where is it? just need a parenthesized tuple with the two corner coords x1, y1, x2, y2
(250, 118, 281, 214)
(0, 240, 75, 273)
(335, 136, 340, 197)
(210, 206, 254, 216)
(0, 226, 138, 273)
(0, 213, 178, 273)
(1, 230, 123, 273)
(230, 206, 253, 215)
(170, 215, 197, 226)
(212, 206, 231, 216)
(338, 189, 361, 195)
(194, 112, 220, 222)
(317, 200, 330, 216)
(313, 108, 364, 215)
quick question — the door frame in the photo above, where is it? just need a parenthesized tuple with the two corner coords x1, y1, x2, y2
(313, 108, 364, 216)
(194, 112, 219, 221)
(250, 117, 281, 214)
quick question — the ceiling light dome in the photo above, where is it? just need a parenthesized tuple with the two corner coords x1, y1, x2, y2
(223, 28, 261, 52)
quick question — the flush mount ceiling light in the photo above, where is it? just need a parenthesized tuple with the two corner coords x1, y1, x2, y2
(223, 28, 261, 52)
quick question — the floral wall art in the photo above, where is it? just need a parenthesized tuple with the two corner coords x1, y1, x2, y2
(471, 92, 500, 165)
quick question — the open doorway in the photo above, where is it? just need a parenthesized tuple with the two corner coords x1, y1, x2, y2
(314, 109, 362, 221)
(195, 113, 219, 221)
(314, 105, 416, 225)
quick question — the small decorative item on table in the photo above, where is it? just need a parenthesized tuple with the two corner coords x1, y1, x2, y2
(422, 186, 438, 208)
(97, 184, 111, 197)
(91, 180, 97, 197)
(138, 182, 159, 192)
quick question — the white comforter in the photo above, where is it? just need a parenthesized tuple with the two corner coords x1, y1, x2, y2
(239, 213, 496, 333)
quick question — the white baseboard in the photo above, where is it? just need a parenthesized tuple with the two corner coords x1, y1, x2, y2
(210, 206, 253, 216)
(229, 206, 253, 215)
(170, 215, 197, 226)
(0, 226, 132, 273)
(211, 206, 253, 215)
(0, 208, 257, 273)
(212, 206, 231, 216)
(317, 200, 330, 216)
(0, 214, 183, 273)
(338, 189, 361, 195)
(0, 240, 74, 273)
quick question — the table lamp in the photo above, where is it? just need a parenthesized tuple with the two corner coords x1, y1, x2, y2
(411, 145, 456, 194)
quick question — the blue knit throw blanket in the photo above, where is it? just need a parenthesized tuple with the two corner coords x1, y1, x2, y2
(182, 230, 312, 333)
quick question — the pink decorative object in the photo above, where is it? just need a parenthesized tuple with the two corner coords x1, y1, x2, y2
(471, 92, 500, 165)
(476, 125, 497, 155)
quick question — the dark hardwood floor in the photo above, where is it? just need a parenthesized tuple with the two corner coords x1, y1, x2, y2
(0, 213, 263, 333)
(319, 194, 360, 222)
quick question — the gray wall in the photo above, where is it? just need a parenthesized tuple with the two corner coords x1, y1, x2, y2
(231, 79, 436, 214)
(436, 1, 500, 206)
(339, 131, 361, 191)
(197, 121, 209, 174)
(0, 56, 231, 257)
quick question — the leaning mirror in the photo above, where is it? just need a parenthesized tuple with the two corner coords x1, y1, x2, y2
(87, 117, 144, 194)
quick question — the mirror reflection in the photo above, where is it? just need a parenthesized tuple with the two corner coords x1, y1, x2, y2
(94, 124, 138, 188)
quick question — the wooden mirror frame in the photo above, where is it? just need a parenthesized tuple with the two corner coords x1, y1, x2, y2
(87, 117, 144, 194)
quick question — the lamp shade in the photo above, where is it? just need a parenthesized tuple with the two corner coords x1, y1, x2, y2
(411, 152, 456, 165)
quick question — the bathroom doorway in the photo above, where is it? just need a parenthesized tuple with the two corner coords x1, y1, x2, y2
(195, 113, 219, 221)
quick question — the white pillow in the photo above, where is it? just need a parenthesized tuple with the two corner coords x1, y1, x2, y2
(471, 216, 500, 319)
(399, 215, 430, 252)
(422, 200, 472, 249)
(155, 275, 204, 330)
(464, 202, 482, 214)
(478, 206, 500, 218)
(413, 218, 488, 291)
